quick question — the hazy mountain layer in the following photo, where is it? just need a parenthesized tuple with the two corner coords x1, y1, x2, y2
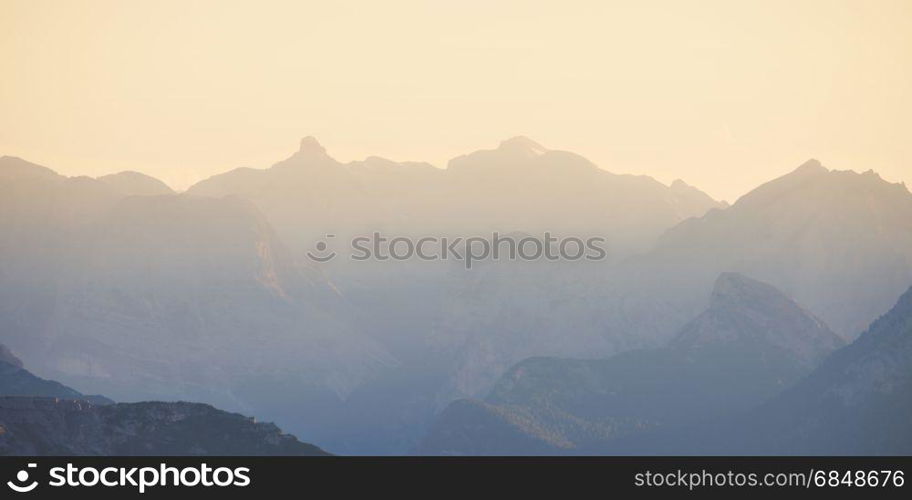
(182, 137, 725, 453)
(188, 137, 723, 257)
(724, 283, 912, 454)
(3, 150, 911, 455)
(417, 274, 844, 454)
(629, 160, 912, 339)
(96, 170, 176, 196)
(420, 160, 912, 417)
(0, 398, 328, 456)
(0, 347, 82, 400)
(0, 345, 327, 456)
(605, 283, 912, 455)
(0, 158, 393, 453)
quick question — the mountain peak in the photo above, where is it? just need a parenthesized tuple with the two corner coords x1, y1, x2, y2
(0, 156, 60, 182)
(710, 272, 780, 305)
(498, 136, 547, 156)
(97, 170, 174, 196)
(793, 158, 827, 175)
(672, 272, 844, 366)
(298, 136, 327, 156)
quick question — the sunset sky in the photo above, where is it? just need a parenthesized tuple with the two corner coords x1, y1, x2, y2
(1, 0, 910, 202)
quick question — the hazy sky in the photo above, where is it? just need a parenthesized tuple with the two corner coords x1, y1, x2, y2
(1, 0, 910, 201)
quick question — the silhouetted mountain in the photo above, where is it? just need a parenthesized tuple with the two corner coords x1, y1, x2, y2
(0, 398, 328, 456)
(444, 137, 721, 252)
(0, 343, 112, 404)
(0, 160, 394, 452)
(670, 272, 843, 369)
(0, 351, 82, 400)
(606, 283, 912, 455)
(97, 170, 175, 196)
(418, 274, 843, 454)
(185, 138, 723, 453)
(188, 137, 443, 255)
(419, 159, 912, 415)
(0, 344, 22, 368)
(5, 193, 393, 412)
(630, 160, 912, 338)
(4, 150, 908, 456)
(0, 156, 60, 182)
(725, 283, 912, 454)
(189, 136, 722, 256)
(0, 345, 326, 456)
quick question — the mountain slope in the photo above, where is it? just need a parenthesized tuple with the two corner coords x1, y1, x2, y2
(0, 165, 395, 451)
(0, 345, 328, 456)
(185, 137, 723, 453)
(96, 171, 175, 196)
(0, 398, 328, 456)
(419, 159, 911, 415)
(0, 345, 82, 400)
(730, 283, 912, 454)
(189, 136, 722, 257)
(418, 273, 843, 455)
(6, 193, 393, 412)
(630, 160, 912, 338)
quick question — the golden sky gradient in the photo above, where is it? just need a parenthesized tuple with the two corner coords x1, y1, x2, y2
(1, 0, 910, 201)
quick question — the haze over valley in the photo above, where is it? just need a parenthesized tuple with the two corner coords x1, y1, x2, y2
(1, 138, 910, 454)
(2, 0, 911, 457)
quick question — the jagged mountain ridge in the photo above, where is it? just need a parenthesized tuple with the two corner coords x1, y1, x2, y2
(419, 158, 912, 420)
(417, 273, 844, 455)
(0, 343, 111, 404)
(0, 159, 394, 452)
(96, 170, 175, 196)
(0, 398, 328, 456)
(183, 137, 723, 453)
(3, 150, 910, 455)
(605, 283, 912, 455)
(631, 159, 912, 338)
(0, 345, 327, 456)
(727, 283, 912, 454)
(188, 136, 723, 256)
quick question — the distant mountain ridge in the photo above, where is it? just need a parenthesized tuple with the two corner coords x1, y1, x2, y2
(0, 344, 327, 456)
(670, 272, 842, 368)
(638, 159, 912, 338)
(3, 148, 911, 455)
(182, 137, 724, 453)
(418, 274, 844, 454)
(726, 282, 912, 454)
(188, 136, 724, 256)
(0, 398, 328, 456)
(96, 170, 175, 196)
(0, 341, 111, 404)
(0, 157, 394, 454)
(609, 282, 912, 455)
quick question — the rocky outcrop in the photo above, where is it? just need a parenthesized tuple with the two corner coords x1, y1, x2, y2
(0, 397, 328, 456)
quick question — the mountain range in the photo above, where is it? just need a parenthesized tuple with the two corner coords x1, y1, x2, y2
(417, 273, 845, 454)
(419, 277, 912, 455)
(1, 140, 910, 455)
(0, 345, 327, 456)
(188, 136, 723, 257)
